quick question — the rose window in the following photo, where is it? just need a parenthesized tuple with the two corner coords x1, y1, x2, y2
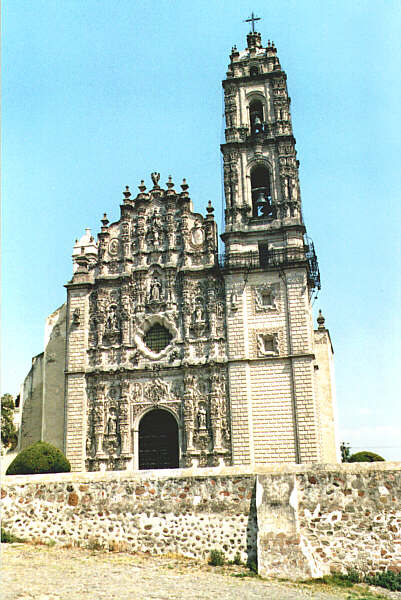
(144, 324, 172, 353)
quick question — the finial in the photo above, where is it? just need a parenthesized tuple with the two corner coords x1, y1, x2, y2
(101, 213, 109, 228)
(123, 185, 131, 201)
(317, 309, 325, 330)
(166, 175, 174, 189)
(180, 178, 189, 192)
(138, 180, 146, 193)
(206, 200, 214, 214)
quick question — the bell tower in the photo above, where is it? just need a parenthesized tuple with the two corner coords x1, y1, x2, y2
(221, 21, 337, 466)
(222, 28, 302, 249)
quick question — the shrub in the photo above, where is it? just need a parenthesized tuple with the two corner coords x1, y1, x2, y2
(6, 441, 71, 475)
(348, 451, 385, 463)
(209, 549, 225, 566)
(365, 570, 401, 592)
(1, 528, 24, 543)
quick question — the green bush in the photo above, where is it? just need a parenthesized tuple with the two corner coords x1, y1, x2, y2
(348, 451, 385, 463)
(6, 441, 71, 475)
(209, 549, 225, 566)
(1, 528, 24, 543)
(365, 570, 401, 592)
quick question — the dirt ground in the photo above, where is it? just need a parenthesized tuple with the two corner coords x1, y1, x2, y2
(2, 543, 398, 600)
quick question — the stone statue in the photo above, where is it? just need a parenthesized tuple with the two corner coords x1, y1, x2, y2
(197, 404, 207, 429)
(105, 306, 119, 332)
(106, 407, 118, 436)
(194, 305, 204, 323)
(150, 278, 162, 301)
(151, 172, 160, 187)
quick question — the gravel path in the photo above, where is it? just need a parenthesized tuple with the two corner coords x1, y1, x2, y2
(1, 544, 392, 600)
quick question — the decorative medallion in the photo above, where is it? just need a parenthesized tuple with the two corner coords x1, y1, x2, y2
(108, 238, 120, 257)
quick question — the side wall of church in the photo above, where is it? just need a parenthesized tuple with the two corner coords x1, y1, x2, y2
(42, 304, 67, 451)
(20, 353, 44, 450)
(313, 329, 338, 462)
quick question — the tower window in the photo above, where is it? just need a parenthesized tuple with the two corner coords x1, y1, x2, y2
(250, 66, 259, 77)
(249, 100, 264, 134)
(144, 324, 172, 353)
(261, 291, 273, 306)
(251, 166, 274, 218)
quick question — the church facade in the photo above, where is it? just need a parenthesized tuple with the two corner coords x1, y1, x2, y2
(19, 30, 338, 471)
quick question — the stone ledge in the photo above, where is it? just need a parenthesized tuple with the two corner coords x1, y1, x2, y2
(3, 461, 401, 486)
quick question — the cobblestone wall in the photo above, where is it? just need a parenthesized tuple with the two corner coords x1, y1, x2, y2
(2, 463, 400, 579)
(1, 469, 257, 565)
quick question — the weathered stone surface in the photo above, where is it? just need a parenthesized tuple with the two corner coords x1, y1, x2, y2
(2, 463, 401, 579)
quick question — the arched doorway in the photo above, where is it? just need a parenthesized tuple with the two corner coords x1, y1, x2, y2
(138, 409, 179, 470)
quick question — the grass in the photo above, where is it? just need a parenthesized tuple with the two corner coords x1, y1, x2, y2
(209, 549, 225, 566)
(302, 568, 401, 598)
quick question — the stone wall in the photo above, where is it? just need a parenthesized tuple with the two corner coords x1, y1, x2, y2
(20, 353, 44, 450)
(1, 468, 257, 566)
(19, 304, 67, 453)
(2, 463, 400, 579)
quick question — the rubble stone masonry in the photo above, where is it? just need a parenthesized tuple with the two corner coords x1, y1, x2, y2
(2, 463, 400, 579)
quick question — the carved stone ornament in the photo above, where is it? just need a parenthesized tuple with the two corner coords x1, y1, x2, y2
(255, 329, 284, 357)
(189, 221, 205, 248)
(72, 308, 80, 326)
(257, 333, 279, 357)
(254, 284, 280, 313)
(108, 238, 120, 257)
(151, 172, 160, 187)
(286, 273, 304, 285)
(134, 314, 179, 361)
(228, 284, 241, 312)
(145, 378, 170, 405)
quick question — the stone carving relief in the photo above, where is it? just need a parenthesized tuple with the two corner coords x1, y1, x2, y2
(85, 380, 132, 471)
(255, 329, 284, 357)
(145, 378, 171, 405)
(181, 369, 231, 468)
(72, 308, 80, 326)
(253, 283, 280, 313)
(226, 283, 242, 313)
(83, 178, 230, 471)
(286, 273, 305, 285)
(108, 238, 120, 257)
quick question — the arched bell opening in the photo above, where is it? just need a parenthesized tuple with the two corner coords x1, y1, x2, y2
(249, 100, 264, 134)
(138, 409, 179, 470)
(250, 165, 274, 218)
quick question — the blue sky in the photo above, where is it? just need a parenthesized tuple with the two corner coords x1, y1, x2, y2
(2, 0, 401, 460)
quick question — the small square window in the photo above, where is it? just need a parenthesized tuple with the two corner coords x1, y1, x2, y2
(261, 292, 272, 306)
(262, 335, 274, 353)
